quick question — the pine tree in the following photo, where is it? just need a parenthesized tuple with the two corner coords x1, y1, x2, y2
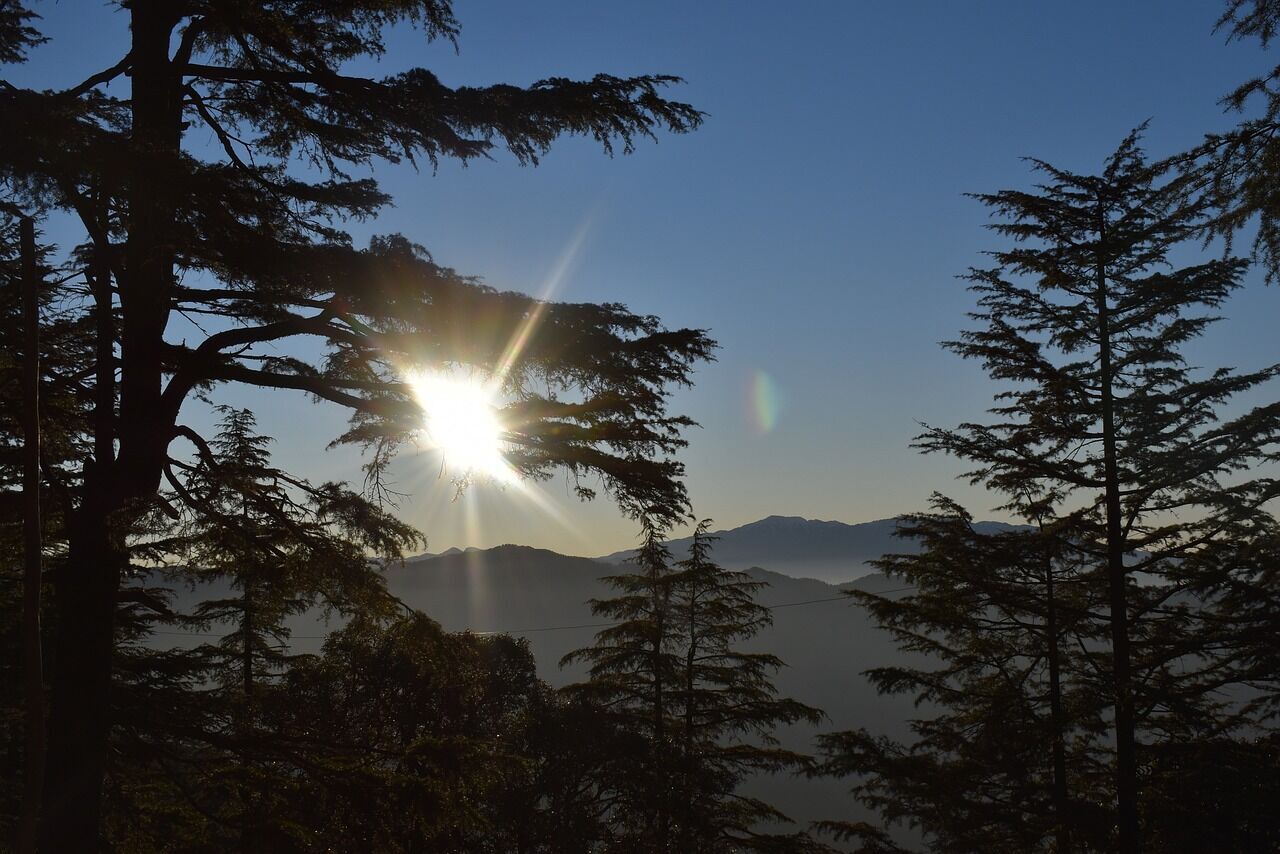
(817, 500, 1111, 853)
(181, 407, 417, 850)
(562, 522, 683, 850)
(667, 521, 826, 852)
(822, 132, 1280, 852)
(564, 521, 826, 853)
(105, 407, 422, 851)
(1, 3, 715, 846)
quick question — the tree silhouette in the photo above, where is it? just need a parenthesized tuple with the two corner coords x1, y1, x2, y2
(667, 521, 825, 852)
(0, 215, 101, 847)
(0, 2, 713, 847)
(824, 133, 1280, 852)
(1186, 0, 1280, 279)
(562, 522, 682, 850)
(564, 521, 826, 853)
(817, 501, 1111, 853)
(104, 407, 420, 851)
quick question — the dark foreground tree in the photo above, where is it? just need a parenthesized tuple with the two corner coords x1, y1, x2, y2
(1189, 0, 1280, 279)
(817, 501, 1111, 853)
(822, 133, 1280, 852)
(0, 214, 100, 848)
(562, 524, 682, 849)
(254, 615, 549, 853)
(110, 609, 594, 853)
(1, 2, 714, 848)
(564, 522, 826, 853)
(667, 521, 826, 852)
(104, 406, 419, 851)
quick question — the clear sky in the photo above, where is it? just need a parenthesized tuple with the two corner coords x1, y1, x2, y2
(10, 1, 1280, 557)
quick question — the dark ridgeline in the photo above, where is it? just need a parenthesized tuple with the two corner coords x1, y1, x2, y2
(562, 521, 827, 852)
(0, 1, 713, 850)
(597, 515, 1023, 584)
(818, 133, 1280, 853)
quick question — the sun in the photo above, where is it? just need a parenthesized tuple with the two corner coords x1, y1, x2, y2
(408, 371, 516, 483)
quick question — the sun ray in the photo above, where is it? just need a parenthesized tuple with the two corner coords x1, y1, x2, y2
(502, 475, 589, 542)
(390, 215, 600, 551)
(493, 215, 595, 384)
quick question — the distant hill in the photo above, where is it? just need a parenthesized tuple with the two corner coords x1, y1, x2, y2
(596, 514, 1019, 583)
(378, 543, 923, 841)
(151, 516, 1026, 844)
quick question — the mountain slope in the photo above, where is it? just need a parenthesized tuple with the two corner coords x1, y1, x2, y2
(147, 518, 979, 842)
(381, 545, 921, 838)
(596, 514, 1019, 583)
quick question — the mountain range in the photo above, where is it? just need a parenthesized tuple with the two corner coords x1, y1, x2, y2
(155, 515, 985, 843)
(377, 515, 984, 839)
(595, 514, 1018, 583)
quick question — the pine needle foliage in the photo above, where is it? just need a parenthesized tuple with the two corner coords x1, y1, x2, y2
(1, 3, 715, 845)
(1186, 0, 1280, 279)
(565, 521, 827, 853)
(822, 132, 1280, 853)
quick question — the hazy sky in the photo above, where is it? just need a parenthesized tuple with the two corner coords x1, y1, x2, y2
(11, 1, 1280, 556)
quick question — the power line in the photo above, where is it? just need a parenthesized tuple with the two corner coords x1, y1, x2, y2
(142, 586, 916, 641)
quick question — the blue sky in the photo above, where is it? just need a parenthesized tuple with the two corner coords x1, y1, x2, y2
(10, 1, 1280, 556)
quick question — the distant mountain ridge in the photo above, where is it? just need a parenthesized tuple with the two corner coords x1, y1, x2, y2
(153, 516, 1020, 844)
(379, 543, 914, 840)
(594, 514, 1019, 583)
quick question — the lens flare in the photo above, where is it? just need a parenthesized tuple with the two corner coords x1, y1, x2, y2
(394, 216, 597, 545)
(750, 370, 783, 433)
(408, 371, 516, 483)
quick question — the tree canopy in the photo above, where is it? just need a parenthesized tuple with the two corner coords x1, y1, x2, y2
(821, 133, 1280, 853)
(564, 522, 826, 853)
(1, 2, 715, 848)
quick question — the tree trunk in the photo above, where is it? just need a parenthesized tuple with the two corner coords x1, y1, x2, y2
(649, 555, 669, 854)
(652, 609, 667, 852)
(18, 216, 45, 854)
(240, 580, 256, 854)
(40, 4, 181, 848)
(39, 510, 123, 852)
(681, 587, 697, 852)
(1044, 549, 1070, 854)
(116, 0, 179, 504)
(1095, 207, 1140, 853)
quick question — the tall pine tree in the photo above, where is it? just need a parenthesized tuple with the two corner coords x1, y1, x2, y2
(817, 500, 1110, 853)
(822, 132, 1280, 852)
(105, 406, 421, 851)
(564, 521, 826, 853)
(0, 3, 716, 846)
(668, 521, 826, 852)
(562, 522, 682, 850)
